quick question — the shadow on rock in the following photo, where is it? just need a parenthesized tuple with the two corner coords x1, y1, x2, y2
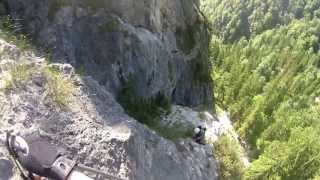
(0, 159, 13, 180)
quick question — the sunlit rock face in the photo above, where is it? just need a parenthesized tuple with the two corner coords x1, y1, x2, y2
(7, 0, 213, 107)
(0, 39, 218, 180)
(0, 1, 217, 179)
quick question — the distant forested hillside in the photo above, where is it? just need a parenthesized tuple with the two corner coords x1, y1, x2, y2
(202, 0, 320, 42)
(203, 0, 320, 179)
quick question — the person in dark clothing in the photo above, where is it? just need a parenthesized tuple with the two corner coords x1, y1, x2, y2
(193, 125, 206, 145)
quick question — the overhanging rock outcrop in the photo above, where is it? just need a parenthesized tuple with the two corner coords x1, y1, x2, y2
(6, 0, 213, 107)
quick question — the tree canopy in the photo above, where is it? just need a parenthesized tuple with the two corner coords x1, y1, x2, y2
(203, 0, 320, 179)
(202, 0, 320, 42)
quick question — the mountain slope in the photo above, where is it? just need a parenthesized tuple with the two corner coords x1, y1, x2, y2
(0, 39, 218, 180)
(202, 0, 320, 42)
(203, 0, 320, 179)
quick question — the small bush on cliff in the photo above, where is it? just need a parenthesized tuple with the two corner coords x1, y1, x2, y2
(117, 78, 197, 141)
(99, 19, 121, 33)
(213, 134, 244, 180)
(118, 78, 171, 125)
(0, 16, 34, 51)
(45, 67, 75, 107)
(4, 64, 33, 92)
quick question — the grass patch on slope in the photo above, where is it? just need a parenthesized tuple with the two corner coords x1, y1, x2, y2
(4, 64, 34, 92)
(45, 67, 75, 107)
(213, 134, 245, 180)
(3, 64, 75, 107)
(0, 11, 74, 107)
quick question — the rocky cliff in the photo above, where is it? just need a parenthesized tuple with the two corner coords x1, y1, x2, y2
(0, 1, 218, 179)
(5, 0, 213, 107)
(0, 39, 218, 180)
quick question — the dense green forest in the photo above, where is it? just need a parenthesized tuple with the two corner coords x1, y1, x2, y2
(202, 0, 320, 179)
(202, 0, 320, 42)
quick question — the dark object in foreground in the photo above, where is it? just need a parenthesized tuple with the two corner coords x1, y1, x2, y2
(4, 132, 124, 180)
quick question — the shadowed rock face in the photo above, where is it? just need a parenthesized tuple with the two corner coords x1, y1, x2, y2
(0, 39, 218, 180)
(6, 0, 213, 107)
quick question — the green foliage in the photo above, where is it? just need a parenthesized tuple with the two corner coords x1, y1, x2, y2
(175, 25, 197, 54)
(0, 16, 34, 51)
(313, 171, 320, 180)
(202, 0, 320, 42)
(213, 134, 244, 180)
(118, 78, 192, 141)
(118, 78, 171, 125)
(213, 19, 320, 145)
(45, 67, 75, 107)
(98, 19, 121, 33)
(4, 64, 33, 92)
(84, 0, 111, 10)
(245, 124, 320, 180)
(4, 64, 75, 107)
(208, 4, 320, 178)
(205, 0, 320, 178)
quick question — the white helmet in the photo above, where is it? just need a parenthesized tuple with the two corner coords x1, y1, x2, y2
(194, 127, 200, 134)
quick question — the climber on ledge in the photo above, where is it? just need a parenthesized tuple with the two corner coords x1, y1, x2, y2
(193, 125, 206, 145)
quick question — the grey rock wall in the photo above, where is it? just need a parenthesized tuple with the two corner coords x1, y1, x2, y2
(6, 0, 213, 107)
(0, 39, 218, 180)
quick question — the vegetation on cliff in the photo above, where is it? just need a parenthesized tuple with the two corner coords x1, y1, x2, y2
(213, 133, 244, 180)
(203, 0, 320, 179)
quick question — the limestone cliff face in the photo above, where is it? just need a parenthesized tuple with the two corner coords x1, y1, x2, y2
(6, 0, 213, 107)
(0, 39, 218, 180)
